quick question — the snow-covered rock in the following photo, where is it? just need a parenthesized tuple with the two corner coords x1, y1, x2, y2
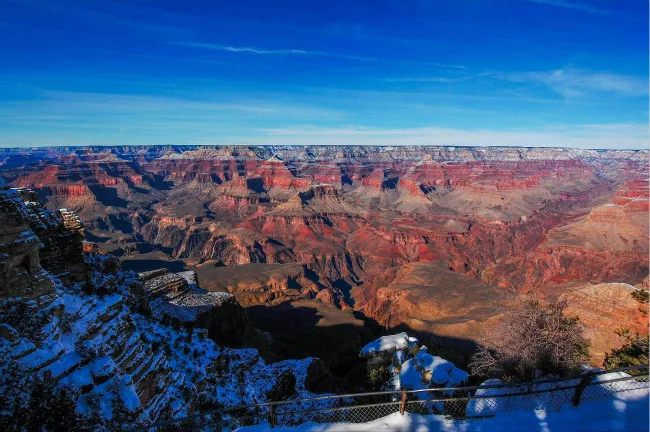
(399, 346, 468, 399)
(0, 190, 332, 429)
(361, 332, 468, 401)
(141, 269, 250, 346)
(359, 332, 418, 357)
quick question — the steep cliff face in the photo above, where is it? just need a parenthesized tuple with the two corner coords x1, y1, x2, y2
(560, 283, 649, 365)
(0, 189, 55, 299)
(0, 188, 332, 428)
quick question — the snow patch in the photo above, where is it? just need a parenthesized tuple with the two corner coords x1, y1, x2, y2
(359, 332, 417, 357)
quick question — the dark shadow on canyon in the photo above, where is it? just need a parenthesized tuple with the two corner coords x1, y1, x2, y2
(121, 258, 188, 273)
(88, 185, 128, 208)
(107, 214, 133, 234)
(148, 174, 174, 191)
(83, 231, 112, 243)
(245, 301, 482, 392)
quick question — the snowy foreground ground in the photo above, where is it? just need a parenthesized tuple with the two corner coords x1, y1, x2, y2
(237, 390, 649, 432)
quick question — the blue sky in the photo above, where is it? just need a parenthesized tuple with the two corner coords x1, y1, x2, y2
(0, 0, 648, 148)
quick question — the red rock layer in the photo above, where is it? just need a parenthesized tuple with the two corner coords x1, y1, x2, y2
(1, 146, 648, 333)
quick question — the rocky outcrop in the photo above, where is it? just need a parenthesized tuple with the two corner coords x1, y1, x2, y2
(59, 208, 85, 234)
(560, 283, 649, 365)
(399, 346, 468, 392)
(359, 332, 418, 358)
(13, 190, 88, 285)
(0, 183, 334, 428)
(0, 189, 55, 299)
(360, 332, 468, 398)
(194, 262, 324, 307)
(139, 269, 250, 346)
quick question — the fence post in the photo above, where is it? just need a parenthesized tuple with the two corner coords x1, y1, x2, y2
(269, 404, 276, 428)
(573, 373, 596, 406)
(216, 413, 223, 432)
(400, 390, 407, 415)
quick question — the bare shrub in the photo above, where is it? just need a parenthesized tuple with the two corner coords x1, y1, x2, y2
(470, 299, 589, 381)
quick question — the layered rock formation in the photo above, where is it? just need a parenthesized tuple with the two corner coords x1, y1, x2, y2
(0, 188, 55, 299)
(0, 189, 333, 428)
(560, 283, 649, 365)
(1, 145, 647, 364)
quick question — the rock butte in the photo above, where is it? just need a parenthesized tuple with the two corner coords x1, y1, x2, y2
(1, 145, 648, 363)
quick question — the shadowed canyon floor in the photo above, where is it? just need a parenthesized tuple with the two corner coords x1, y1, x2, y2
(1, 145, 648, 367)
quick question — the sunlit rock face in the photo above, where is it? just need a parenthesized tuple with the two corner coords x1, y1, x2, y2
(1, 145, 647, 358)
(561, 282, 649, 365)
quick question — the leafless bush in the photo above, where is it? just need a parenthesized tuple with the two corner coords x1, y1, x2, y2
(470, 299, 589, 381)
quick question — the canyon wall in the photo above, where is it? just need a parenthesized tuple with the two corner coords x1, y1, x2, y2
(1, 145, 647, 360)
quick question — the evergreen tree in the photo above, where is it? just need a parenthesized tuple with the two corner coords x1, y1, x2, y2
(604, 330, 649, 369)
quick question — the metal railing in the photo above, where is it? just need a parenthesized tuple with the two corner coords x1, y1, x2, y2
(139, 364, 649, 431)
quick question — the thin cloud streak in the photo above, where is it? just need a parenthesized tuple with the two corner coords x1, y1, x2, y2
(175, 42, 469, 68)
(0, 90, 346, 130)
(175, 42, 377, 62)
(433, 63, 468, 70)
(383, 77, 466, 83)
(495, 68, 649, 98)
(205, 44, 308, 55)
(525, 0, 611, 15)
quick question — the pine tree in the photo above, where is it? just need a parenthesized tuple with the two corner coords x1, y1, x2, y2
(603, 330, 649, 369)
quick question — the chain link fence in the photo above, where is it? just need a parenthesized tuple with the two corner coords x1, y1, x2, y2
(139, 364, 648, 431)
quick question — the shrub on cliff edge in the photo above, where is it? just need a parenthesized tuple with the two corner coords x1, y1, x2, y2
(469, 299, 590, 381)
(603, 329, 649, 369)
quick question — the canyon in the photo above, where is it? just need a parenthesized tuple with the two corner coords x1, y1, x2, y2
(1, 145, 648, 367)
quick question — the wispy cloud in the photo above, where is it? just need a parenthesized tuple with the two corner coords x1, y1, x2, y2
(254, 124, 648, 149)
(175, 42, 377, 62)
(524, 0, 611, 15)
(183, 43, 309, 55)
(433, 63, 468, 70)
(497, 68, 648, 98)
(383, 77, 466, 83)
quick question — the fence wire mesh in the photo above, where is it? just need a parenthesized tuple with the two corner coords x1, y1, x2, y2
(277, 401, 402, 426)
(580, 369, 649, 402)
(140, 365, 648, 431)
